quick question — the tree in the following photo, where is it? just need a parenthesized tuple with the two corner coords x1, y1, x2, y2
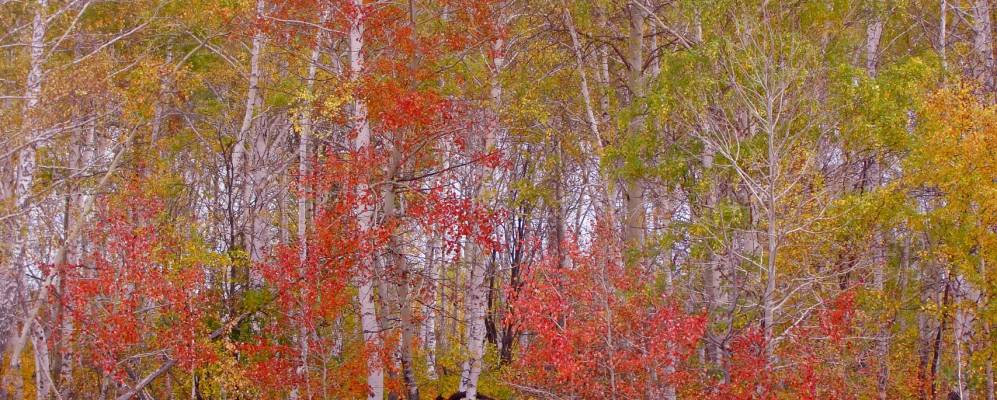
(2, 1, 997, 399)
(509, 222, 705, 399)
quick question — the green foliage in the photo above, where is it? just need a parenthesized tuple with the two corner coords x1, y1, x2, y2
(831, 54, 941, 152)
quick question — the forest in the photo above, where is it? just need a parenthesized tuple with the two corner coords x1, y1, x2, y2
(0, 0, 995, 399)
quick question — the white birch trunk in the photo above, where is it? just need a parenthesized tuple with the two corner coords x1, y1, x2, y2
(954, 291, 967, 400)
(866, 17, 884, 77)
(864, 15, 891, 399)
(231, 0, 265, 190)
(562, 4, 617, 223)
(623, 0, 646, 247)
(31, 324, 52, 399)
(349, 1, 385, 398)
(940, 0, 948, 70)
(235, 0, 270, 286)
(762, 105, 779, 367)
(224, 0, 266, 316)
(971, 0, 994, 94)
(459, 34, 504, 400)
(423, 234, 439, 379)
(458, 242, 489, 398)
(3, 1, 48, 397)
(290, 9, 328, 400)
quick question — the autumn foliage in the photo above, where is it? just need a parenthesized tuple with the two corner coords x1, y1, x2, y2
(509, 222, 706, 398)
(2, 1, 996, 400)
(63, 182, 216, 379)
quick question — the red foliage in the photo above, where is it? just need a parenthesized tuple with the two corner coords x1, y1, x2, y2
(63, 182, 215, 381)
(509, 222, 706, 399)
(409, 186, 503, 258)
(58, 0, 510, 395)
(510, 218, 865, 400)
(240, 340, 302, 392)
(250, 148, 393, 397)
(699, 291, 860, 400)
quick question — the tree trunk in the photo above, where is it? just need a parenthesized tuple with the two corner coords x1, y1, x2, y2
(423, 234, 440, 379)
(987, 353, 995, 400)
(226, 0, 266, 320)
(865, 16, 891, 398)
(762, 110, 779, 367)
(874, 230, 891, 400)
(929, 273, 953, 400)
(459, 32, 504, 400)
(940, 0, 948, 70)
(290, 8, 328, 399)
(622, 0, 646, 249)
(701, 139, 725, 379)
(971, 0, 994, 96)
(397, 271, 419, 400)
(562, 4, 617, 224)
(2, 1, 48, 397)
(382, 144, 419, 400)
(231, 0, 265, 191)
(866, 16, 884, 77)
(349, 1, 385, 398)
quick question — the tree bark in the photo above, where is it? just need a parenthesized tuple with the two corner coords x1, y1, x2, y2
(940, 0, 948, 70)
(4, 132, 130, 400)
(701, 139, 725, 378)
(622, 0, 646, 249)
(290, 8, 328, 399)
(2, 2, 48, 397)
(423, 234, 440, 379)
(459, 29, 505, 400)
(349, 1, 385, 398)
(762, 118, 778, 367)
(225, 0, 266, 320)
(865, 14, 891, 399)
(562, 3, 617, 224)
(866, 16, 884, 77)
(971, 0, 994, 96)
